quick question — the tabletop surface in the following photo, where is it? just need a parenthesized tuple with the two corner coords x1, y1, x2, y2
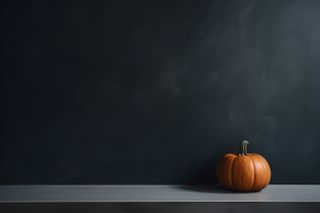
(0, 185, 320, 203)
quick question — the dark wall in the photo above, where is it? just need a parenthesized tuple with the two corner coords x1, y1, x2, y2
(1, 0, 320, 184)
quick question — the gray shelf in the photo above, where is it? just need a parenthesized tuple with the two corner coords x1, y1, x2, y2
(1, 185, 320, 203)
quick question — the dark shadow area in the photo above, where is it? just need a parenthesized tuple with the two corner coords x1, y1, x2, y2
(176, 184, 265, 194)
(182, 161, 218, 185)
(176, 185, 234, 194)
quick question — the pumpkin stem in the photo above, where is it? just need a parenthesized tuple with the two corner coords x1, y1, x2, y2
(239, 140, 249, 155)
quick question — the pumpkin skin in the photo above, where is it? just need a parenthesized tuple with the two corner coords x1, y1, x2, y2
(216, 141, 271, 192)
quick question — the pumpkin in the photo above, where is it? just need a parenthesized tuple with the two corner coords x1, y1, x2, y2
(216, 140, 271, 192)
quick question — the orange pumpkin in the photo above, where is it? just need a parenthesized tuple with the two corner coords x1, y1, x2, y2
(216, 140, 271, 192)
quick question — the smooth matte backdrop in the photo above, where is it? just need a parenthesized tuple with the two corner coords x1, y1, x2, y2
(1, 0, 320, 184)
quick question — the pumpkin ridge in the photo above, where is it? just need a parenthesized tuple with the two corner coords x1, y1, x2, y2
(263, 156, 271, 186)
(249, 155, 256, 191)
(254, 154, 265, 189)
(227, 155, 237, 189)
(255, 154, 270, 188)
(230, 155, 237, 191)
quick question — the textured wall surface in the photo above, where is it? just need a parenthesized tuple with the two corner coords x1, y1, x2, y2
(1, 0, 320, 184)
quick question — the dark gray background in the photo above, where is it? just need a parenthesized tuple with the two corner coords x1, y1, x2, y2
(1, 0, 320, 184)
